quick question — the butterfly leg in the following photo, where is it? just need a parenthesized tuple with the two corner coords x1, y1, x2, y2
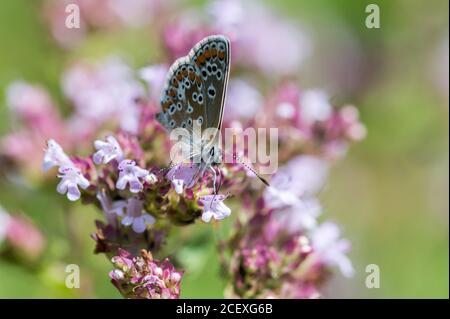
(210, 166, 218, 194)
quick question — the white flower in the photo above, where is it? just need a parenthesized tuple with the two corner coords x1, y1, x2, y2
(0, 206, 11, 242)
(139, 64, 169, 101)
(207, 0, 244, 33)
(276, 102, 296, 119)
(96, 190, 127, 224)
(166, 164, 198, 194)
(116, 160, 149, 193)
(300, 90, 332, 124)
(172, 179, 184, 194)
(144, 173, 158, 184)
(310, 222, 354, 277)
(233, 1, 311, 76)
(264, 156, 329, 232)
(272, 197, 322, 231)
(199, 195, 231, 223)
(223, 79, 263, 122)
(56, 166, 90, 201)
(93, 136, 124, 165)
(42, 139, 73, 172)
(121, 198, 155, 233)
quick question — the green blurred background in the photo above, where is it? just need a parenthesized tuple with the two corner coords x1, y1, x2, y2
(0, 0, 448, 298)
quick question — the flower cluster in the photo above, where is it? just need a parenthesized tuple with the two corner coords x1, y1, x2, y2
(109, 248, 182, 299)
(43, 0, 173, 49)
(0, 206, 45, 263)
(221, 156, 353, 299)
(242, 82, 367, 161)
(0, 0, 367, 299)
(39, 118, 240, 296)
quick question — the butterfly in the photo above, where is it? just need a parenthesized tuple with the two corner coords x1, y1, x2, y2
(156, 35, 269, 192)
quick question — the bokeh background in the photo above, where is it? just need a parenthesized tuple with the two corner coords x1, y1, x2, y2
(0, 0, 448, 298)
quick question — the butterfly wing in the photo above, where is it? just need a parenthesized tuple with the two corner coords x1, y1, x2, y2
(189, 35, 230, 131)
(157, 35, 230, 133)
(157, 57, 206, 132)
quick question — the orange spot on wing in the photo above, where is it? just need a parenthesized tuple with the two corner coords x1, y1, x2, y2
(195, 75, 201, 86)
(198, 53, 206, 64)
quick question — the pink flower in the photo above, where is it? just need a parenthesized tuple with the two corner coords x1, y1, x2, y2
(0, 206, 46, 260)
(42, 0, 86, 49)
(93, 136, 124, 165)
(62, 57, 144, 134)
(116, 159, 149, 193)
(339, 106, 367, 141)
(198, 194, 231, 222)
(162, 17, 211, 61)
(42, 139, 73, 172)
(57, 166, 90, 201)
(310, 222, 354, 277)
(110, 249, 183, 299)
(121, 198, 155, 233)
(6, 81, 56, 121)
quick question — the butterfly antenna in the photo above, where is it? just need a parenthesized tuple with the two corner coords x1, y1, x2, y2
(233, 154, 270, 187)
(156, 160, 174, 175)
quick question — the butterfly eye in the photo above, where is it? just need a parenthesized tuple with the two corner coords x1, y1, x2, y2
(216, 70, 222, 80)
(201, 69, 207, 79)
(184, 79, 191, 89)
(206, 65, 212, 74)
(169, 104, 176, 115)
(197, 116, 203, 125)
(192, 92, 198, 101)
(218, 43, 225, 51)
(187, 118, 192, 126)
(177, 102, 183, 111)
(212, 64, 217, 73)
(169, 120, 176, 128)
(197, 94, 203, 104)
